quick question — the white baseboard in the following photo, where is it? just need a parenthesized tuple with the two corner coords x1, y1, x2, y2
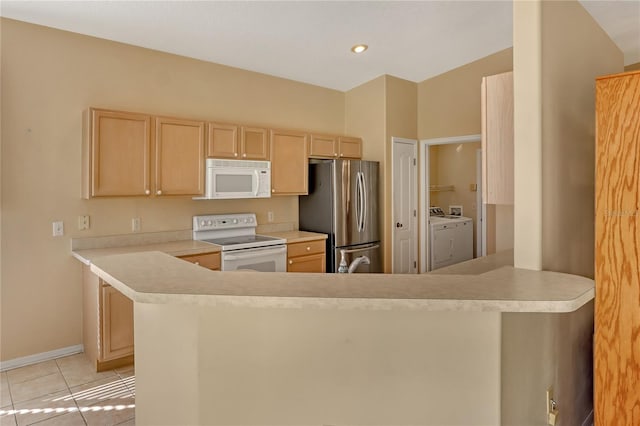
(0, 345, 84, 372)
(581, 409, 594, 426)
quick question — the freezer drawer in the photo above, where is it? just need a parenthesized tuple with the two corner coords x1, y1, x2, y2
(333, 243, 381, 273)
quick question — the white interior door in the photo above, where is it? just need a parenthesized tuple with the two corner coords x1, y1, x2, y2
(392, 138, 418, 274)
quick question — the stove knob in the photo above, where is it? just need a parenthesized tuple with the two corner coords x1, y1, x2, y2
(207, 220, 213, 226)
(201, 220, 206, 227)
(233, 219, 238, 224)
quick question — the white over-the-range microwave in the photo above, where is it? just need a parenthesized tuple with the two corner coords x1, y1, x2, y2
(194, 159, 271, 200)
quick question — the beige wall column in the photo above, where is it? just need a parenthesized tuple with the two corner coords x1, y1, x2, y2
(513, 0, 543, 271)
(513, 0, 623, 277)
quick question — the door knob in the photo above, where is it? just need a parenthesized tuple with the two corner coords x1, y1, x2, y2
(396, 222, 402, 228)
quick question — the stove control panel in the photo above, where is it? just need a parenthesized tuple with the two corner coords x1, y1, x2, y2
(193, 213, 256, 232)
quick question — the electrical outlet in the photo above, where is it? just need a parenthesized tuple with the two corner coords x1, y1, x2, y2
(132, 217, 141, 232)
(546, 386, 559, 426)
(267, 211, 274, 223)
(52, 221, 64, 237)
(78, 215, 90, 230)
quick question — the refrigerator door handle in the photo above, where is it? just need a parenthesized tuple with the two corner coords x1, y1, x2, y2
(361, 172, 367, 232)
(356, 172, 365, 232)
(339, 244, 380, 254)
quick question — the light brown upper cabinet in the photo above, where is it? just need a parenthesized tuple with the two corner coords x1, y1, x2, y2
(154, 116, 205, 196)
(83, 108, 205, 198)
(481, 71, 514, 205)
(309, 134, 362, 159)
(270, 129, 308, 195)
(83, 108, 152, 198)
(337, 136, 363, 159)
(207, 122, 269, 160)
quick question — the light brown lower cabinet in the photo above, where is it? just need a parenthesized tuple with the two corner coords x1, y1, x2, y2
(83, 266, 134, 372)
(178, 252, 221, 270)
(287, 239, 326, 273)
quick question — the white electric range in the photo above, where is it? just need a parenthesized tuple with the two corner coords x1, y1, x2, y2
(193, 213, 287, 272)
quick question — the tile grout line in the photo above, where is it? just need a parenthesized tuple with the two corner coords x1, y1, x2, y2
(2, 372, 17, 426)
(55, 357, 88, 426)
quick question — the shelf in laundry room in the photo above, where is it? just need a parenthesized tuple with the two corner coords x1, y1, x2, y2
(429, 184, 455, 192)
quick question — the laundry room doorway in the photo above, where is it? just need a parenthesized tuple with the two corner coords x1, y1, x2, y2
(420, 134, 485, 272)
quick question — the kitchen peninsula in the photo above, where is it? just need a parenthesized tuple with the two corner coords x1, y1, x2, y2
(85, 249, 594, 426)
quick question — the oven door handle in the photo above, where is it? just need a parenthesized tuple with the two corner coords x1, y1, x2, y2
(223, 246, 286, 261)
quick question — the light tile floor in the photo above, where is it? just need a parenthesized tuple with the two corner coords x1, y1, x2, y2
(1, 354, 134, 426)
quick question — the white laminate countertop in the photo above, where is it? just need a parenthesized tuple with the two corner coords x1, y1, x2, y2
(89, 251, 594, 313)
(72, 240, 221, 265)
(71, 230, 328, 265)
(265, 230, 328, 243)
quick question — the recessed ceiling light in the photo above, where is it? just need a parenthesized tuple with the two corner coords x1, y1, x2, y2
(351, 44, 368, 54)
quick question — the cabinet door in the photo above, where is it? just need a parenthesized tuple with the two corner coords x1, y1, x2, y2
(338, 136, 363, 159)
(594, 70, 640, 425)
(154, 117, 205, 196)
(178, 252, 221, 270)
(101, 284, 134, 361)
(270, 129, 308, 195)
(87, 108, 152, 197)
(207, 122, 239, 158)
(481, 71, 513, 205)
(241, 127, 269, 160)
(288, 253, 326, 273)
(309, 134, 338, 158)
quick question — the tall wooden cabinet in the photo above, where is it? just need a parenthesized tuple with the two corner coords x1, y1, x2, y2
(481, 71, 514, 205)
(594, 70, 640, 425)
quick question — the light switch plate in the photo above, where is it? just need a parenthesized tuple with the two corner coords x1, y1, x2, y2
(132, 217, 141, 232)
(52, 221, 64, 237)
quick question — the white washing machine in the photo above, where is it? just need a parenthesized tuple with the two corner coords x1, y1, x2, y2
(429, 207, 473, 271)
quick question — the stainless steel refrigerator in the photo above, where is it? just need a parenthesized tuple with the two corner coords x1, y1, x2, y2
(299, 159, 381, 273)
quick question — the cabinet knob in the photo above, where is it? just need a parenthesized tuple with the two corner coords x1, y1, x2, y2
(242, 153, 247, 158)
(306, 246, 311, 251)
(156, 190, 162, 195)
(340, 153, 344, 157)
(145, 189, 150, 195)
(272, 189, 275, 193)
(289, 260, 293, 265)
(194, 261, 200, 265)
(234, 152, 238, 157)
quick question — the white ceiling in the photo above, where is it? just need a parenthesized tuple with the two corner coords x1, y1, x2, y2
(1, 1, 639, 92)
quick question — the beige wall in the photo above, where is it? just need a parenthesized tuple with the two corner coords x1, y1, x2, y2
(0, 18, 346, 361)
(136, 302, 501, 425)
(417, 48, 513, 139)
(513, 0, 623, 278)
(540, 0, 624, 279)
(511, 0, 623, 424)
(625, 62, 640, 72)
(501, 301, 594, 425)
